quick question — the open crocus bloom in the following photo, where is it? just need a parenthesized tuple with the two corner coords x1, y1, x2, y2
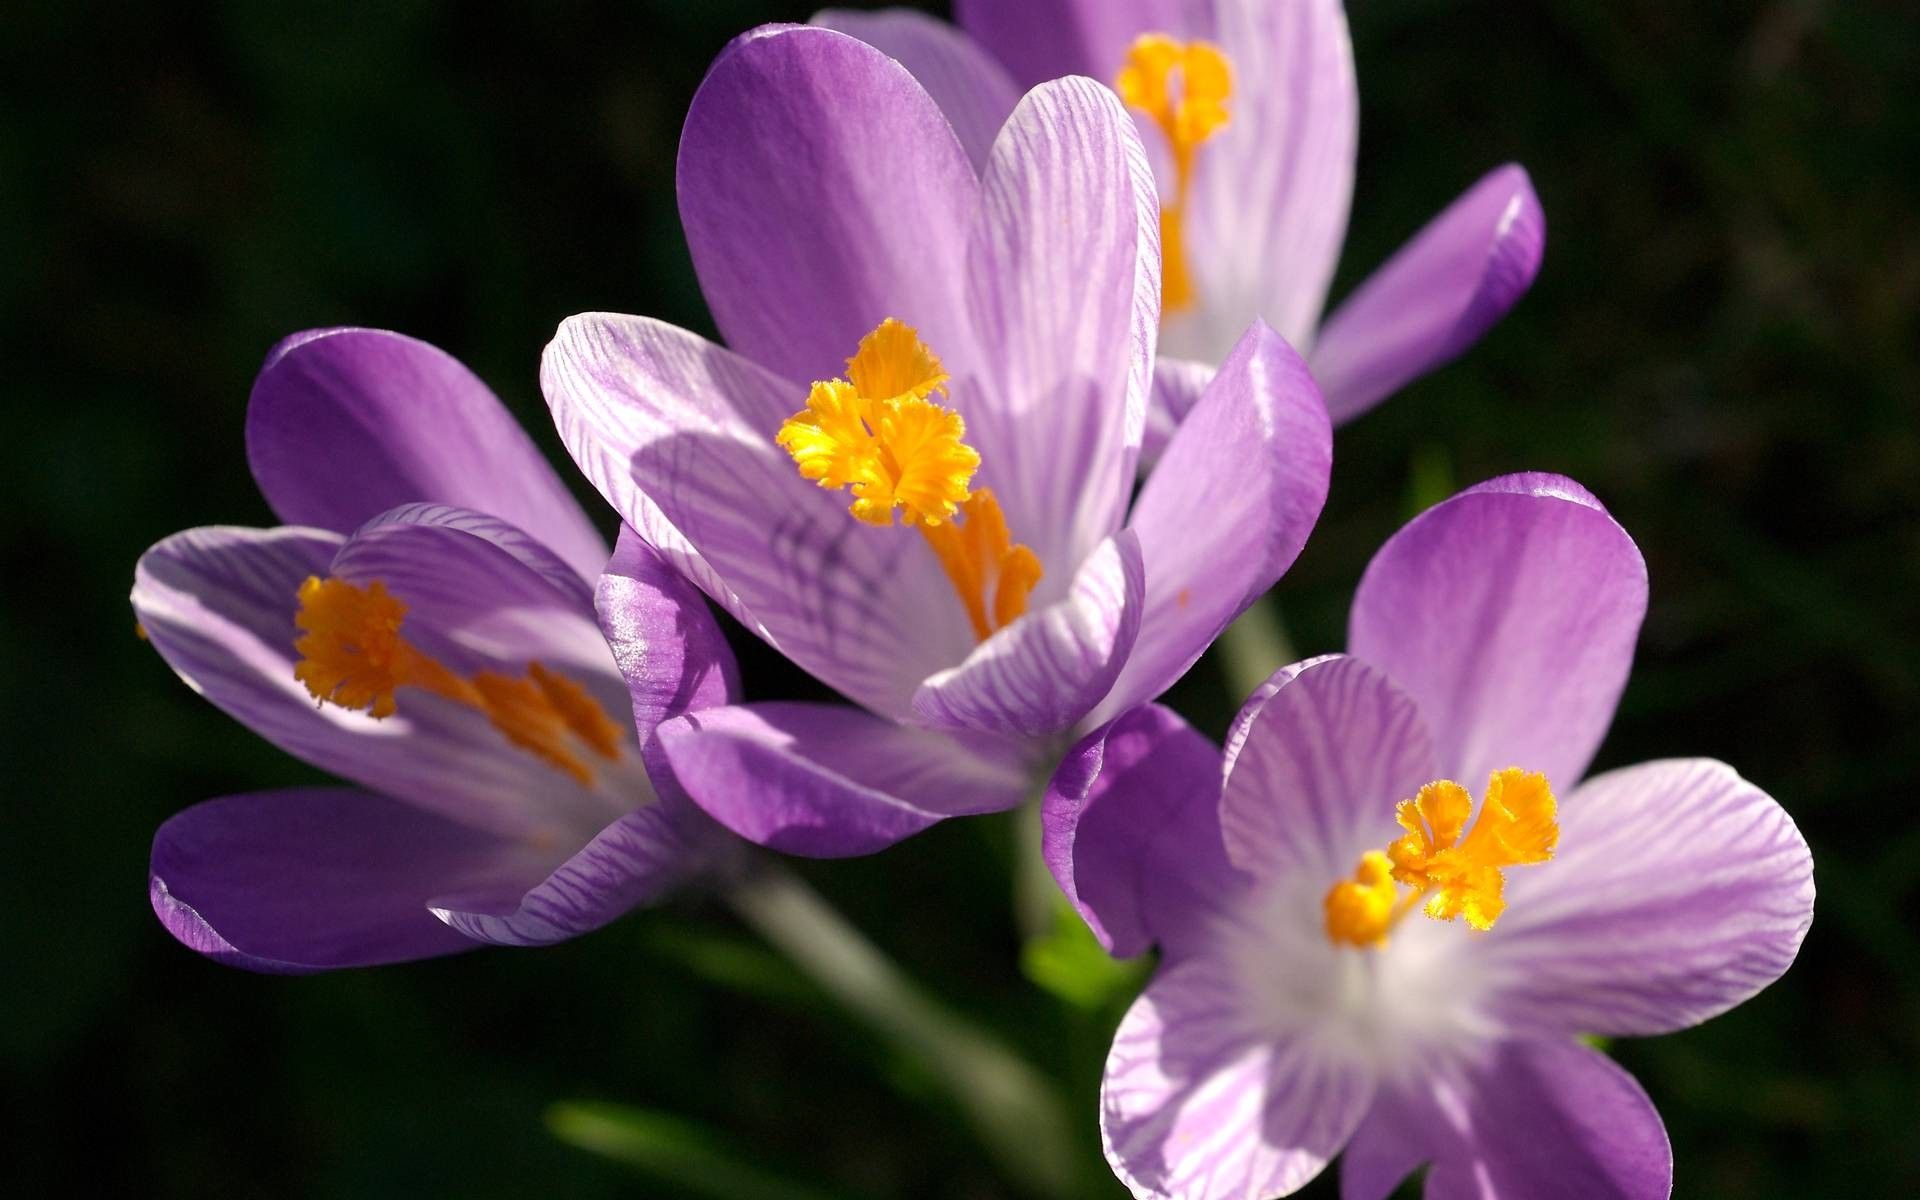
(814, 0, 1546, 439)
(135, 329, 738, 972)
(543, 25, 1331, 857)
(1044, 473, 1814, 1198)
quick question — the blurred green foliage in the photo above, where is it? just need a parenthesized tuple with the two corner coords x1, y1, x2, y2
(1, 0, 1915, 1196)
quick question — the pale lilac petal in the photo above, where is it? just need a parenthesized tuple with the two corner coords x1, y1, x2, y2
(811, 8, 1021, 172)
(1310, 165, 1546, 423)
(595, 523, 740, 745)
(1140, 355, 1214, 467)
(655, 703, 1030, 856)
(245, 327, 608, 582)
(1349, 473, 1648, 790)
(150, 787, 549, 973)
(1171, 0, 1358, 362)
(433, 801, 731, 947)
(1088, 323, 1330, 728)
(1478, 758, 1814, 1038)
(955, 0, 1212, 90)
(1346, 1040, 1670, 1200)
(1217, 656, 1437, 882)
(133, 524, 623, 843)
(544, 313, 972, 720)
(962, 74, 1160, 578)
(913, 531, 1144, 737)
(1103, 955, 1374, 1200)
(1042, 704, 1241, 960)
(678, 24, 976, 386)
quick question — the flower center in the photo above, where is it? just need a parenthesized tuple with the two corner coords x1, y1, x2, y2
(1324, 768, 1559, 948)
(775, 318, 1043, 642)
(292, 575, 627, 786)
(1115, 33, 1233, 314)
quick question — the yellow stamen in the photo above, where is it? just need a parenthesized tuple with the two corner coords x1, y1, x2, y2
(1324, 768, 1558, 947)
(775, 319, 1044, 640)
(1115, 34, 1233, 313)
(292, 575, 626, 785)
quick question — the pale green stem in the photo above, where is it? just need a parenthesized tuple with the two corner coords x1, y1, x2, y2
(1216, 594, 1297, 700)
(1012, 784, 1058, 943)
(725, 863, 1076, 1200)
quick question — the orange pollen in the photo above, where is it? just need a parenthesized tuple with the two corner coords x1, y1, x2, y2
(774, 318, 1044, 642)
(292, 575, 625, 785)
(1114, 33, 1233, 313)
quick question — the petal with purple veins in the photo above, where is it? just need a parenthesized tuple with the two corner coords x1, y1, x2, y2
(811, 7, 1021, 172)
(1349, 473, 1647, 791)
(1478, 758, 1814, 1038)
(1310, 165, 1546, 424)
(654, 702, 1030, 857)
(1088, 322, 1329, 729)
(245, 327, 608, 582)
(962, 74, 1161, 577)
(1043, 704, 1241, 960)
(955, 0, 1213, 91)
(150, 787, 551, 973)
(678, 24, 977, 386)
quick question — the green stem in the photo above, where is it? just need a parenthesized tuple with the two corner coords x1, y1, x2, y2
(1216, 595, 1297, 700)
(725, 864, 1077, 1200)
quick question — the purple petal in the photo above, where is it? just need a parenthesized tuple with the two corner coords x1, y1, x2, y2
(1348, 473, 1648, 791)
(1171, 0, 1358, 362)
(1089, 323, 1330, 728)
(1478, 758, 1814, 1038)
(1140, 354, 1213, 467)
(1042, 704, 1240, 960)
(811, 8, 1021, 172)
(433, 800, 731, 947)
(150, 787, 550, 973)
(1103, 955, 1374, 1200)
(595, 523, 740, 745)
(678, 24, 977, 386)
(1344, 1040, 1670, 1200)
(913, 530, 1145, 738)
(245, 327, 608, 582)
(543, 313, 973, 720)
(1218, 656, 1437, 882)
(1310, 165, 1546, 423)
(955, 0, 1212, 91)
(133, 522, 625, 843)
(655, 703, 1030, 857)
(962, 74, 1160, 577)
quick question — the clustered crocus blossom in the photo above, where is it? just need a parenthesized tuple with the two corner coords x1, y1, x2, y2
(134, 329, 738, 971)
(542, 24, 1332, 856)
(1044, 473, 1815, 1198)
(814, 0, 1546, 440)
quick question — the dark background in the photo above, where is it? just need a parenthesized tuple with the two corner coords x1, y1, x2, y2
(4, 1, 1916, 1195)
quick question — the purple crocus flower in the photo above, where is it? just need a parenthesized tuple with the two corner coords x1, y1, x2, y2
(135, 328, 738, 972)
(1044, 473, 1814, 1198)
(541, 24, 1332, 858)
(814, 0, 1546, 439)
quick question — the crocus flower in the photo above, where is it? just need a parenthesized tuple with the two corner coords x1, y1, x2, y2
(542, 24, 1331, 857)
(1044, 473, 1814, 1198)
(814, 0, 1546, 438)
(135, 328, 738, 972)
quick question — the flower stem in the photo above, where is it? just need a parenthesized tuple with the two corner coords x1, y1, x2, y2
(725, 863, 1077, 1199)
(1217, 594, 1298, 700)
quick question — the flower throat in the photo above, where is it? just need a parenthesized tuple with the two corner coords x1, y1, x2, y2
(775, 318, 1042, 642)
(1115, 33, 1233, 314)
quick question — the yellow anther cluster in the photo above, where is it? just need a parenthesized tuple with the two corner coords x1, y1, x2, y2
(1325, 768, 1558, 948)
(776, 319, 1043, 641)
(1115, 33, 1233, 313)
(776, 318, 978, 528)
(293, 575, 625, 785)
